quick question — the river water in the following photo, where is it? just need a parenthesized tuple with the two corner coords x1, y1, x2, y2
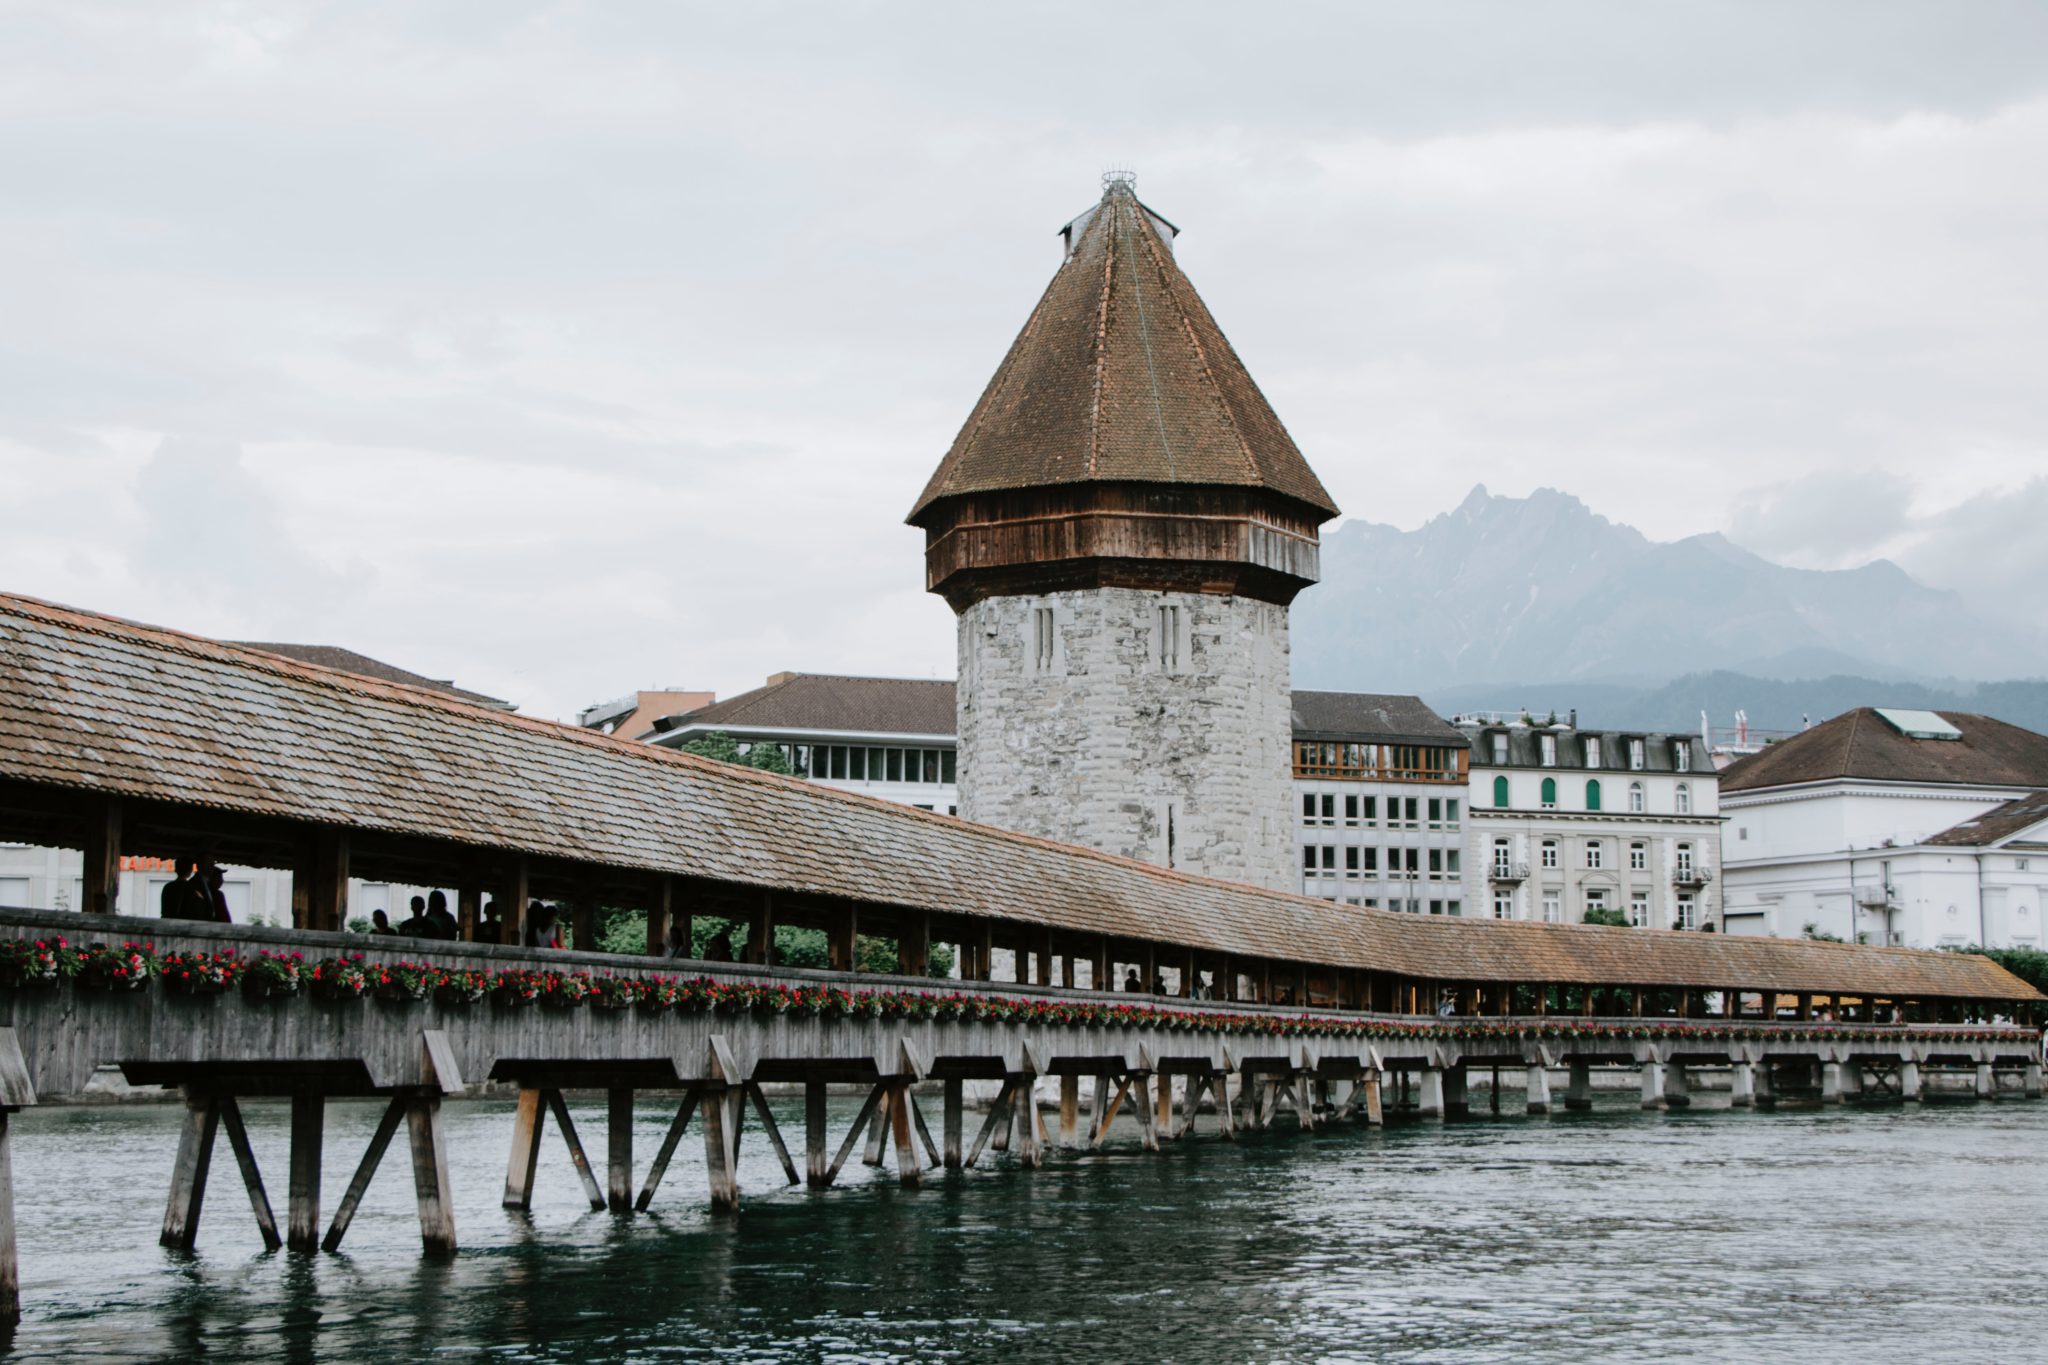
(4, 1086, 2043, 1362)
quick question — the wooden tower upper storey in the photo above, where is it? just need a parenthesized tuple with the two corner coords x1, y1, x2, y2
(908, 177, 1340, 613)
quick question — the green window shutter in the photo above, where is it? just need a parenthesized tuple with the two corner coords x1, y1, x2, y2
(1586, 779, 1601, 811)
(1541, 777, 1557, 806)
(1492, 775, 1509, 808)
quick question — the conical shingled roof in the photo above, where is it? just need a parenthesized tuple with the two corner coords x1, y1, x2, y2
(909, 182, 1339, 523)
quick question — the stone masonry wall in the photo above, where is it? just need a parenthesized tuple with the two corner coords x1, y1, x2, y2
(956, 587, 1296, 892)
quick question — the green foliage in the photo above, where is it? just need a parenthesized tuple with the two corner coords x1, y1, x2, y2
(345, 916, 371, 934)
(1581, 907, 1630, 927)
(745, 743, 792, 775)
(678, 731, 743, 764)
(1801, 922, 1846, 943)
(599, 907, 648, 955)
(563, 911, 953, 976)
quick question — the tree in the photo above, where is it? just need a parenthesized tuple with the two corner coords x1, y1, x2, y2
(678, 731, 743, 764)
(1582, 907, 1629, 927)
(745, 743, 792, 775)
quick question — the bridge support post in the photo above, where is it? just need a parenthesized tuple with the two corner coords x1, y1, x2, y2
(607, 1087, 633, 1214)
(1821, 1061, 1845, 1104)
(1058, 1075, 1079, 1150)
(1663, 1062, 1691, 1110)
(503, 1087, 546, 1210)
(1442, 1066, 1468, 1119)
(1899, 1059, 1922, 1102)
(1013, 1077, 1044, 1169)
(287, 1094, 324, 1253)
(941, 1079, 962, 1169)
(1565, 1060, 1592, 1112)
(1974, 1060, 1997, 1100)
(1640, 1055, 1667, 1111)
(0, 1110, 16, 1327)
(1415, 1069, 1444, 1120)
(866, 1089, 895, 1164)
(1362, 1070, 1384, 1127)
(2023, 1061, 2042, 1100)
(807, 1081, 831, 1184)
(1524, 1062, 1552, 1116)
(406, 1096, 457, 1256)
(1754, 1060, 1778, 1111)
(887, 1083, 920, 1189)
(1157, 1073, 1176, 1140)
(1730, 1060, 1756, 1108)
(1133, 1075, 1159, 1152)
(160, 1089, 218, 1251)
(702, 1087, 741, 1215)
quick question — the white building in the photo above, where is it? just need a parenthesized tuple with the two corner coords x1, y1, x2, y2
(1719, 707, 2048, 948)
(1289, 693, 1472, 914)
(1455, 715, 1723, 930)
(644, 673, 960, 815)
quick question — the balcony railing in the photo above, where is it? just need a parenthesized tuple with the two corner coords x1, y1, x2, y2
(1671, 865, 1714, 887)
(1489, 861, 1530, 884)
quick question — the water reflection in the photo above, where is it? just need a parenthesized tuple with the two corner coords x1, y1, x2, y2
(1, 1092, 2044, 1360)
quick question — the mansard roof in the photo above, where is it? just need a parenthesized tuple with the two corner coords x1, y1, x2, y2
(0, 592, 2033, 1002)
(1926, 791, 2048, 848)
(653, 674, 957, 739)
(908, 181, 1339, 524)
(1291, 692, 1468, 748)
(1721, 709, 2048, 793)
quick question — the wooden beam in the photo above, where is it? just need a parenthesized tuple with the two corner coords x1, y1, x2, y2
(634, 1088, 701, 1210)
(900, 911, 930, 978)
(457, 877, 481, 944)
(286, 1093, 324, 1253)
(644, 875, 672, 957)
(825, 1084, 886, 1185)
(80, 796, 121, 914)
(160, 1090, 219, 1250)
(606, 1087, 634, 1213)
(217, 1096, 281, 1252)
(744, 1083, 800, 1187)
(571, 868, 599, 955)
(907, 1091, 943, 1168)
(300, 827, 349, 933)
(321, 1096, 406, 1251)
(544, 1088, 607, 1212)
(502, 1087, 546, 1210)
(964, 1080, 1015, 1167)
(942, 1078, 963, 1169)
(701, 1088, 741, 1215)
(748, 892, 774, 967)
(889, 1084, 921, 1188)
(405, 1097, 457, 1256)
(503, 856, 530, 947)
(806, 1081, 830, 1186)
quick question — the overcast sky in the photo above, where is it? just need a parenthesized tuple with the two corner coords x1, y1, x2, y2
(5, 2, 2046, 719)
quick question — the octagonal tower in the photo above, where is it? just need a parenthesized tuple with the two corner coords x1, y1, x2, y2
(909, 177, 1338, 891)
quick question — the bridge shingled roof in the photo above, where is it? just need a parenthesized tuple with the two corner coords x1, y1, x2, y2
(0, 591, 2035, 1002)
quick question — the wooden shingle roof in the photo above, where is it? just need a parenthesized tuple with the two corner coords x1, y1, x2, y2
(0, 592, 2035, 1002)
(908, 182, 1339, 523)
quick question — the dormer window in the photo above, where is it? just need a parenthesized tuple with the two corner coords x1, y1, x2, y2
(1584, 737, 1602, 768)
(1673, 739, 1690, 770)
(1491, 732, 1508, 764)
(1540, 734, 1557, 767)
(1628, 738, 1645, 770)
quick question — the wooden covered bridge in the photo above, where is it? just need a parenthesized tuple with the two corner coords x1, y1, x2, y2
(0, 591, 2039, 1323)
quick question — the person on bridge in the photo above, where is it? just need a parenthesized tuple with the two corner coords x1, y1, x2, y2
(525, 901, 563, 949)
(703, 926, 734, 962)
(1121, 969, 1142, 993)
(396, 896, 433, 937)
(423, 890, 458, 940)
(477, 900, 503, 944)
(200, 862, 233, 923)
(370, 909, 398, 937)
(158, 857, 210, 921)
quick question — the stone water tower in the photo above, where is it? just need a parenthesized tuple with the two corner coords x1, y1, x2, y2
(908, 176, 1338, 891)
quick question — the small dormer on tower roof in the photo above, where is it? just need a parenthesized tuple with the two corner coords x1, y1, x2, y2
(910, 177, 1339, 611)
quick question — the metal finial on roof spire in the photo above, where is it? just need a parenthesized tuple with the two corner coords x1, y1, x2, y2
(1102, 166, 1136, 193)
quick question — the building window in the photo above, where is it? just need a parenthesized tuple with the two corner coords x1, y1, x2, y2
(1585, 779, 1601, 812)
(1585, 737, 1602, 768)
(1033, 606, 1056, 672)
(1344, 795, 1360, 826)
(1302, 846, 1316, 872)
(1493, 775, 1510, 808)
(1675, 843, 1694, 878)
(1629, 892, 1648, 926)
(1360, 847, 1379, 873)
(1542, 893, 1561, 923)
(1302, 794, 1317, 826)
(1345, 847, 1360, 878)
(1630, 841, 1647, 871)
(1156, 603, 1182, 672)
(1540, 777, 1557, 809)
(1428, 849, 1444, 878)
(2020, 858, 2033, 872)
(1447, 850, 1461, 875)
(942, 750, 956, 783)
(1493, 839, 1512, 877)
(1446, 900, 1462, 917)
(1629, 781, 1645, 813)
(1541, 734, 1557, 767)
(1585, 888, 1608, 919)
(1585, 841, 1603, 870)
(1674, 740, 1691, 770)
(1361, 796, 1377, 825)
(1629, 738, 1645, 770)
(1446, 799, 1460, 828)
(1491, 732, 1508, 764)
(1675, 783, 1691, 816)
(1541, 840, 1559, 869)
(1493, 892, 1513, 919)
(1675, 892, 1696, 930)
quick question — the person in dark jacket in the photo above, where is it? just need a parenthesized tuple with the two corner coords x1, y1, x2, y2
(424, 890, 458, 941)
(396, 896, 433, 937)
(370, 910, 398, 937)
(201, 862, 233, 924)
(159, 858, 210, 921)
